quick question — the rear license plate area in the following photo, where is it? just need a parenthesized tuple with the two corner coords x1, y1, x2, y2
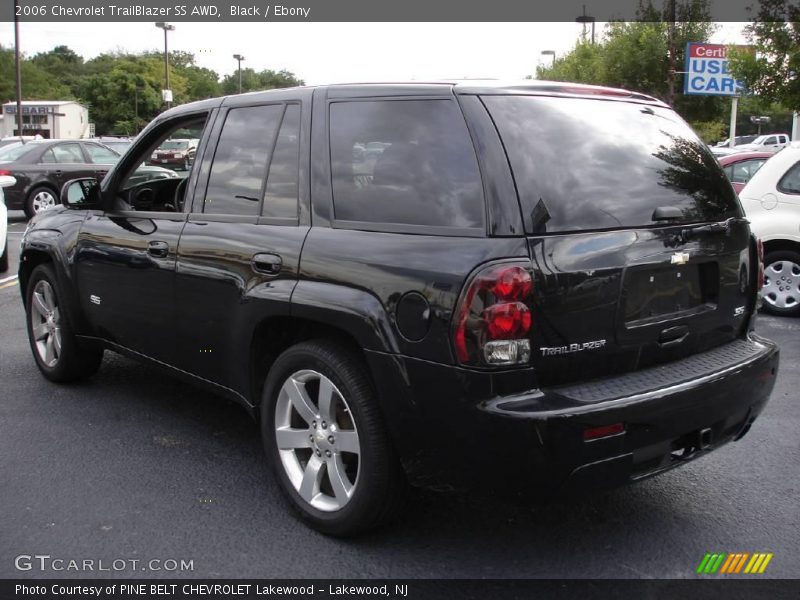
(623, 262, 718, 325)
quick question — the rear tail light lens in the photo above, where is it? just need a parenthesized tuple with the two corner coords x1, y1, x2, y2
(0, 170, 12, 177)
(453, 263, 533, 367)
(756, 238, 765, 290)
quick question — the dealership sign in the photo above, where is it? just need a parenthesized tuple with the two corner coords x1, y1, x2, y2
(684, 43, 747, 96)
(4, 105, 58, 115)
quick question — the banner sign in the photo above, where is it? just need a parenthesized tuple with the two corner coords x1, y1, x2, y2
(683, 43, 748, 97)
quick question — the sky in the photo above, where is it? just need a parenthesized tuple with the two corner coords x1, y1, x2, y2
(0, 21, 749, 84)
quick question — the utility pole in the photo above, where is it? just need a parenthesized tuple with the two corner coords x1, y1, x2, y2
(233, 54, 246, 94)
(13, 0, 23, 139)
(155, 22, 175, 109)
(666, 0, 677, 106)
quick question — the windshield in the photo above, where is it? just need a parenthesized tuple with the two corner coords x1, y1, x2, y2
(482, 95, 742, 234)
(0, 143, 39, 162)
(159, 141, 189, 150)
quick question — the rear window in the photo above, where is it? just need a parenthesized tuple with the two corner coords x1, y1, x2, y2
(329, 99, 484, 231)
(482, 95, 741, 234)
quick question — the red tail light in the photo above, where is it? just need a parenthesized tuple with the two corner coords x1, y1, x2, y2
(757, 238, 765, 290)
(0, 170, 12, 177)
(453, 263, 533, 366)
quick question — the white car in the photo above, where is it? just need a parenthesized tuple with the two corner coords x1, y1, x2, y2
(739, 142, 800, 316)
(0, 174, 16, 272)
(714, 133, 791, 157)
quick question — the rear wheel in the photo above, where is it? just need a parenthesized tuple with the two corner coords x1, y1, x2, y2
(761, 250, 800, 317)
(261, 340, 407, 536)
(25, 264, 103, 382)
(25, 186, 58, 218)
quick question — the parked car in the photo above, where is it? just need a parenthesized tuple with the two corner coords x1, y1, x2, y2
(738, 142, 800, 316)
(714, 135, 758, 148)
(95, 136, 133, 154)
(734, 133, 791, 153)
(0, 140, 179, 218)
(19, 82, 778, 536)
(718, 151, 773, 193)
(0, 139, 118, 218)
(148, 138, 198, 170)
(0, 175, 14, 272)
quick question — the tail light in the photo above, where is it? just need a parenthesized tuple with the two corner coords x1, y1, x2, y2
(453, 262, 533, 367)
(0, 170, 12, 177)
(757, 238, 765, 290)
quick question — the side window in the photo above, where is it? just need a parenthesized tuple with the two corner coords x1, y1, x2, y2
(84, 143, 119, 164)
(42, 143, 84, 163)
(40, 148, 57, 164)
(204, 104, 283, 216)
(778, 162, 800, 195)
(263, 104, 300, 219)
(329, 99, 484, 230)
(730, 160, 766, 184)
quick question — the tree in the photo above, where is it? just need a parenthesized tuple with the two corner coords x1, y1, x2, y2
(536, 0, 727, 124)
(220, 68, 303, 95)
(728, 0, 800, 109)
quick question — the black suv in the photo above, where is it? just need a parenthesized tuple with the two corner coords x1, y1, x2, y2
(19, 82, 779, 536)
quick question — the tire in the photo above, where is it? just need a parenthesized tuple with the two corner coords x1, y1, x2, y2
(261, 340, 407, 536)
(25, 186, 59, 219)
(0, 239, 8, 273)
(761, 250, 800, 317)
(25, 264, 103, 382)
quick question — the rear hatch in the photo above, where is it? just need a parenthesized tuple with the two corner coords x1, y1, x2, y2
(482, 93, 756, 386)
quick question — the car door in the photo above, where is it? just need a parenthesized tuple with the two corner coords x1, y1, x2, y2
(173, 92, 311, 395)
(74, 112, 214, 365)
(39, 142, 97, 190)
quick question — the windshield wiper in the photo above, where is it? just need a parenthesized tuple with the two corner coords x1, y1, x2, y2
(680, 217, 749, 240)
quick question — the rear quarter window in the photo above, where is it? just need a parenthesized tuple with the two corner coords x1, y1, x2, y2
(482, 95, 742, 233)
(329, 99, 484, 232)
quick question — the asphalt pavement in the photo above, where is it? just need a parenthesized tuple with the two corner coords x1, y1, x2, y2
(1, 210, 798, 579)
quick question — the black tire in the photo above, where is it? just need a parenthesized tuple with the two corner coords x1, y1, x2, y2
(25, 263, 103, 382)
(0, 239, 8, 273)
(261, 340, 407, 536)
(761, 250, 800, 317)
(24, 185, 59, 219)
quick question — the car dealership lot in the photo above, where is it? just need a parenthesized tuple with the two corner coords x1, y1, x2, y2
(0, 213, 798, 579)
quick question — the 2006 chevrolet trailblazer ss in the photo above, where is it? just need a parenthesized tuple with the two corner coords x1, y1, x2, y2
(19, 81, 779, 535)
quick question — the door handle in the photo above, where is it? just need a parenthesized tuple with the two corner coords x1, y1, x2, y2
(147, 241, 169, 258)
(658, 325, 689, 347)
(252, 253, 282, 275)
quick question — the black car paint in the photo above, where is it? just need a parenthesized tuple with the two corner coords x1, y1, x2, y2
(0, 140, 115, 211)
(18, 83, 779, 496)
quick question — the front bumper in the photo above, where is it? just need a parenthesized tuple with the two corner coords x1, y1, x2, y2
(365, 333, 779, 496)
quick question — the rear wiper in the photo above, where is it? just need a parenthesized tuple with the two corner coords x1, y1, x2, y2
(680, 217, 749, 240)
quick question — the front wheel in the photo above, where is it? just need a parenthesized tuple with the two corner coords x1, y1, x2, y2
(761, 250, 800, 317)
(261, 340, 407, 536)
(25, 264, 103, 382)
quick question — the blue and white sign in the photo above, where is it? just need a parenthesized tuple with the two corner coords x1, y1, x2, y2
(684, 42, 747, 96)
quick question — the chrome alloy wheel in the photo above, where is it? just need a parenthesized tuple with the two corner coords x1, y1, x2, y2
(274, 369, 361, 512)
(763, 260, 800, 309)
(30, 280, 62, 367)
(31, 189, 57, 213)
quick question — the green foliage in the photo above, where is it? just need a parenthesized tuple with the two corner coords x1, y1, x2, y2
(0, 44, 302, 135)
(728, 0, 800, 109)
(536, 0, 729, 124)
(220, 68, 304, 95)
(689, 120, 727, 143)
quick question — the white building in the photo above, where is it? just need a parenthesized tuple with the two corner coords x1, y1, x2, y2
(2, 100, 90, 139)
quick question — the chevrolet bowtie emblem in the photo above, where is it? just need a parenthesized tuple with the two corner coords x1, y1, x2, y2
(671, 252, 690, 265)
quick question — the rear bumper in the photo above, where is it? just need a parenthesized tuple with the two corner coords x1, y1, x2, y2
(365, 333, 779, 495)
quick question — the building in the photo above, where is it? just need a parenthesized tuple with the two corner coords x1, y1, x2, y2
(2, 100, 90, 139)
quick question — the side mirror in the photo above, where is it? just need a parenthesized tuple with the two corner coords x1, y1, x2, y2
(61, 178, 101, 209)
